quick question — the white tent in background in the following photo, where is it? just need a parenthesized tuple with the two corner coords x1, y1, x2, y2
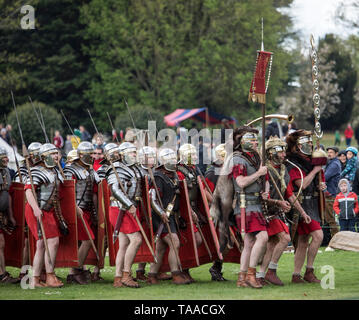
(0, 138, 24, 171)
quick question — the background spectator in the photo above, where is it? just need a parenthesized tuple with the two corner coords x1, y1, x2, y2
(340, 146, 358, 183)
(92, 146, 104, 171)
(344, 123, 354, 147)
(53, 130, 64, 149)
(0, 128, 10, 144)
(333, 178, 358, 232)
(71, 129, 82, 149)
(64, 135, 73, 154)
(324, 146, 341, 237)
(338, 150, 347, 171)
(334, 130, 340, 146)
(79, 125, 91, 142)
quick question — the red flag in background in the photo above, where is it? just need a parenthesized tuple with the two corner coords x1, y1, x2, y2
(248, 51, 273, 104)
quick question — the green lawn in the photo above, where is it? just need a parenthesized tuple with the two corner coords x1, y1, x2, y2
(1, 248, 358, 300)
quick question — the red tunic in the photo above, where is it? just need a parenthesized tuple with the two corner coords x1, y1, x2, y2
(24, 184, 60, 241)
(109, 206, 140, 234)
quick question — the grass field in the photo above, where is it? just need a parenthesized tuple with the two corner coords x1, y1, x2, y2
(1, 248, 358, 300)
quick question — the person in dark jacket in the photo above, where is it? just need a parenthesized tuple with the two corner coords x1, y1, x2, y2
(333, 178, 359, 232)
(324, 147, 341, 237)
(337, 150, 347, 171)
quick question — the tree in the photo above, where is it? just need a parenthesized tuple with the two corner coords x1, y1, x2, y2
(0, 0, 93, 129)
(81, 0, 295, 126)
(278, 35, 356, 130)
(7, 101, 63, 148)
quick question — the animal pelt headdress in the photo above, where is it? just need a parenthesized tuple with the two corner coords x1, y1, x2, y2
(233, 126, 259, 151)
(285, 129, 312, 157)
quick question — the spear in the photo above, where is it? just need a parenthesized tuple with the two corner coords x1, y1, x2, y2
(11, 91, 53, 267)
(28, 97, 50, 143)
(106, 112, 119, 144)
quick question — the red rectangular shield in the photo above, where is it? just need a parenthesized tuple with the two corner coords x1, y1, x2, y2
(103, 180, 117, 266)
(5, 182, 25, 268)
(84, 180, 106, 268)
(55, 179, 79, 268)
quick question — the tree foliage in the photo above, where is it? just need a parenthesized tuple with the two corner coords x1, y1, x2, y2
(81, 0, 295, 127)
(278, 35, 356, 130)
(7, 101, 63, 148)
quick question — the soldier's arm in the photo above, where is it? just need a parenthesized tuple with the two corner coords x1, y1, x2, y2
(235, 165, 267, 189)
(25, 189, 42, 218)
(294, 166, 322, 190)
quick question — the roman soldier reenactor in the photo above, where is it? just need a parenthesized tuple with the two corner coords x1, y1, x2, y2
(231, 127, 269, 289)
(177, 143, 204, 283)
(13, 142, 42, 282)
(63, 141, 100, 285)
(25, 143, 64, 288)
(285, 130, 326, 283)
(147, 148, 190, 285)
(0, 147, 18, 283)
(105, 142, 146, 288)
(13, 142, 42, 183)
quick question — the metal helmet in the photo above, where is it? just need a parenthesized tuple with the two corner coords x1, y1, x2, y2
(240, 132, 258, 152)
(0, 147, 8, 168)
(137, 146, 157, 169)
(265, 136, 287, 165)
(158, 148, 177, 172)
(66, 149, 79, 164)
(77, 141, 94, 166)
(297, 134, 313, 156)
(39, 143, 58, 168)
(28, 142, 42, 165)
(119, 142, 137, 166)
(214, 144, 226, 164)
(178, 143, 197, 165)
(103, 143, 121, 163)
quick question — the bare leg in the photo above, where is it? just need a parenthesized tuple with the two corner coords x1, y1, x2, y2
(163, 233, 181, 272)
(240, 233, 255, 272)
(293, 234, 309, 274)
(123, 232, 142, 273)
(33, 240, 45, 277)
(249, 231, 268, 268)
(306, 229, 323, 268)
(116, 232, 129, 277)
(149, 238, 167, 274)
(45, 237, 59, 273)
(271, 232, 290, 264)
(259, 236, 277, 273)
